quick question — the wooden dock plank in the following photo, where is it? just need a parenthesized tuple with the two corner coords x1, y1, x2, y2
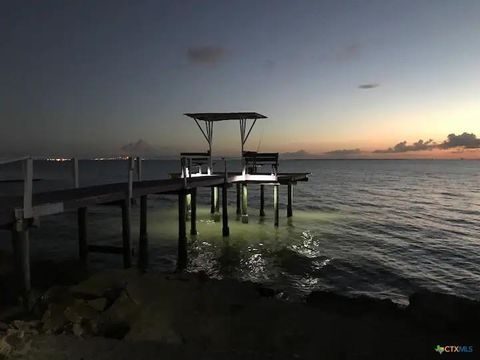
(0, 176, 226, 226)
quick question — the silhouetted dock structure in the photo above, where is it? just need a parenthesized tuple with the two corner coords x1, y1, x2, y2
(0, 112, 309, 301)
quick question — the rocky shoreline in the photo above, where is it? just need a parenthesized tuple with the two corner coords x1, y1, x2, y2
(0, 267, 479, 359)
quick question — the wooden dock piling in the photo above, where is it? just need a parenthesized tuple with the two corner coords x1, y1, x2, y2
(72, 158, 79, 188)
(287, 184, 293, 218)
(22, 158, 33, 219)
(136, 157, 142, 181)
(186, 193, 191, 220)
(190, 188, 197, 235)
(138, 195, 148, 271)
(260, 185, 265, 217)
(236, 183, 241, 216)
(210, 187, 219, 220)
(273, 185, 279, 227)
(127, 157, 134, 201)
(222, 183, 229, 236)
(11, 223, 31, 300)
(215, 187, 220, 216)
(177, 192, 187, 270)
(78, 207, 88, 266)
(210, 187, 215, 214)
(241, 183, 248, 223)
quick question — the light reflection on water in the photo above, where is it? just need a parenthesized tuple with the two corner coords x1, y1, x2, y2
(136, 204, 342, 300)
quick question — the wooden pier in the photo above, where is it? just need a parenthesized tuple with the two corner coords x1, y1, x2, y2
(0, 112, 309, 301)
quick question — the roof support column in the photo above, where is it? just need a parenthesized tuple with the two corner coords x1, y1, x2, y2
(239, 118, 257, 175)
(193, 118, 214, 174)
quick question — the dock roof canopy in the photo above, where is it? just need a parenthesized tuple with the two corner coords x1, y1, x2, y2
(184, 112, 267, 121)
(184, 112, 268, 157)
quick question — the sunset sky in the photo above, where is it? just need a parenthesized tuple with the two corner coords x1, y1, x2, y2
(1, 0, 480, 158)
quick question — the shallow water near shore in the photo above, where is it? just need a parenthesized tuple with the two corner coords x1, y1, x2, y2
(0, 159, 479, 304)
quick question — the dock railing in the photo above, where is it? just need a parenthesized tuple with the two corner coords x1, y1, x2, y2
(0, 157, 34, 220)
(71, 156, 142, 190)
(0, 156, 145, 221)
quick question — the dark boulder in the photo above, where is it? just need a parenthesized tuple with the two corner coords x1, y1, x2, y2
(306, 291, 399, 317)
(407, 291, 480, 332)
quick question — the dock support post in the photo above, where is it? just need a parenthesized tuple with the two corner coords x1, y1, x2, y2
(211, 187, 219, 221)
(22, 158, 33, 219)
(121, 199, 132, 268)
(186, 193, 191, 220)
(236, 183, 241, 216)
(178, 192, 187, 270)
(273, 185, 279, 227)
(210, 187, 215, 214)
(136, 156, 142, 181)
(11, 223, 31, 303)
(190, 189, 197, 235)
(78, 207, 88, 266)
(222, 184, 230, 236)
(138, 195, 148, 271)
(128, 157, 134, 200)
(72, 158, 79, 188)
(260, 185, 265, 217)
(215, 187, 220, 215)
(287, 184, 293, 218)
(241, 183, 248, 223)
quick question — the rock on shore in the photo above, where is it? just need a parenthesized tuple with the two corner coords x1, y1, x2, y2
(1, 269, 478, 359)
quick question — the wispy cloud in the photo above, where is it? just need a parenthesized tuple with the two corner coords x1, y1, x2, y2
(186, 46, 226, 65)
(335, 43, 361, 62)
(324, 148, 362, 157)
(319, 42, 363, 64)
(121, 139, 157, 155)
(262, 59, 276, 73)
(280, 150, 315, 159)
(358, 83, 379, 89)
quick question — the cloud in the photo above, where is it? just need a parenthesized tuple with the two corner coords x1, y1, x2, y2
(324, 148, 362, 157)
(280, 150, 315, 159)
(319, 42, 363, 64)
(186, 46, 226, 65)
(335, 43, 361, 62)
(262, 59, 276, 73)
(121, 139, 157, 155)
(439, 132, 480, 149)
(374, 133, 480, 154)
(374, 139, 435, 153)
(358, 83, 379, 89)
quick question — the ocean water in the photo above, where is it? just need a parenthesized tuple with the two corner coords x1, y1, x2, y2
(0, 159, 479, 304)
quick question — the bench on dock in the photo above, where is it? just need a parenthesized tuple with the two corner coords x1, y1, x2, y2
(180, 151, 212, 175)
(242, 151, 279, 175)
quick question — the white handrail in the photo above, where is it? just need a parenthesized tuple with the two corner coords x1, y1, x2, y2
(0, 156, 30, 166)
(22, 158, 33, 219)
(72, 158, 79, 188)
(0, 157, 34, 219)
(127, 157, 134, 199)
(136, 157, 142, 181)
